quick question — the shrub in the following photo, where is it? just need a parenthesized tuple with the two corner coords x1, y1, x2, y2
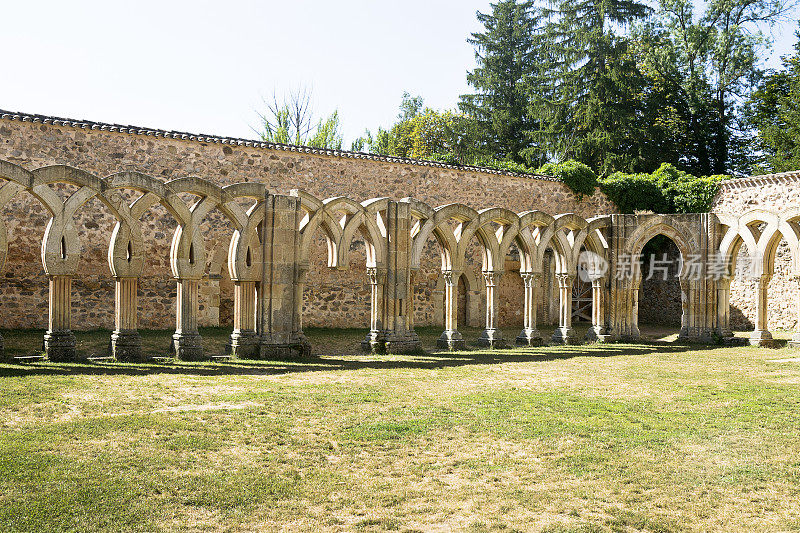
(536, 160, 599, 198)
(598, 172, 670, 213)
(598, 163, 730, 214)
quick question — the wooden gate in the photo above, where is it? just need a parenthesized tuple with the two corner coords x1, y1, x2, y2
(572, 266, 592, 322)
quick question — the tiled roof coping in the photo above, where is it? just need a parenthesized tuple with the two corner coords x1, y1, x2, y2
(0, 109, 559, 182)
(719, 170, 800, 190)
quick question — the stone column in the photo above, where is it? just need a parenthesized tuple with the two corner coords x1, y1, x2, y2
(173, 278, 205, 360)
(382, 200, 422, 354)
(361, 267, 386, 352)
(750, 274, 774, 346)
(586, 278, 609, 342)
(678, 278, 691, 340)
(43, 274, 77, 361)
(293, 265, 308, 343)
(631, 280, 641, 338)
(516, 272, 543, 346)
(437, 270, 466, 350)
(716, 276, 733, 338)
(258, 194, 310, 358)
(227, 280, 259, 358)
(791, 276, 800, 348)
(478, 271, 506, 348)
(552, 273, 576, 344)
(110, 277, 143, 361)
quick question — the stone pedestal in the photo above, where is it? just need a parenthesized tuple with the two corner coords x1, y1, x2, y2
(111, 277, 144, 362)
(259, 339, 311, 359)
(43, 330, 77, 362)
(173, 278, 205, 361)
(750, 330, 776, 347)
(361, 332, 385, 353)
(110, 331, 143, 362)
(44, 275, 77, 362)
(437, 329, 466, 351)
(789, 334, 800, 348)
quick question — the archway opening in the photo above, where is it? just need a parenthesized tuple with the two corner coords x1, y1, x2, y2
(637, 235, 683, 341)
(457, 273, 468, 327)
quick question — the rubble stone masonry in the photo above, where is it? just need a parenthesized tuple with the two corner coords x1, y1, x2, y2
(0, 114, 614, 330)
(712, 173, 800, 332)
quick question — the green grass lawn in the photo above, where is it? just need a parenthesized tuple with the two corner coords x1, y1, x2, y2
(1, 326, 799, 532)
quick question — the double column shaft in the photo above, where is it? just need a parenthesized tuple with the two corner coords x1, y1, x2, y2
(437, 270, 465, 350)
(516, 272, 542, 346)
(551, 273, 576, 344)
(44, 274, 76, 361)
(477, 271, 505, 348)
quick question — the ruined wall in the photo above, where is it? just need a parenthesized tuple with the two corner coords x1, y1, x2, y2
(638, 241, 682, 327)
(712, 174, 800, 332)
(0, 113, 614, 330)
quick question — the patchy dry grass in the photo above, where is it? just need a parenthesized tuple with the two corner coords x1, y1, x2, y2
(0, 326, 799, 532)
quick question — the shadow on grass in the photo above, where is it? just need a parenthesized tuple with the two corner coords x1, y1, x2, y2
(0, 330, 720, 378)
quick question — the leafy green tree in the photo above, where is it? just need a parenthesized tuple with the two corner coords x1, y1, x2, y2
(460, 0, 540, 164)
(747, 27, 800, 172)
(353, 93, 489, 163)
(257, 88, 343, 149)
(636, 0, 793, 175)
(309, 111, 343, 150)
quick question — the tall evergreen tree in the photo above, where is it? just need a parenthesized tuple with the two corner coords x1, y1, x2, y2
(459, 0, 540, 164)
(535, 0, 651, 174)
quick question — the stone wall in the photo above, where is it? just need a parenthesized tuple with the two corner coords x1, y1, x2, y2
(638, 240, 682, 327)
(712, 174, 800, 332)
(0, 113, 614, 331)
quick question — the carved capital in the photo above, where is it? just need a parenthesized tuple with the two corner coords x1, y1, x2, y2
(482, 271, 500, 287)
(555, 273, 574, 289)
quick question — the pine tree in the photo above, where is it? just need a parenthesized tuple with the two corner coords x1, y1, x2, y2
(536, 0, 651, 173)
(459, 0, 541, 164)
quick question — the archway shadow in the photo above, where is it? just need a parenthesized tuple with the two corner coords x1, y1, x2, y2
(0, 340, 722, 379)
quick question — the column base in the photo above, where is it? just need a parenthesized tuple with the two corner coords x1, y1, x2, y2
(227, 330, 260, 359)
(361, 331, 386, 354)
(259, 338, 312, 359)
(385, 333, 424, 354)
(44, 330, 77, 362)
(750, 330, 776, 347)
(516, 328, 543, 347)
(437, 330, 466, 351)
(789, 333, 800, 348)
(551, 326, 577, 345)
(110, 330, 144, 362)
(585, 326, 612, 343)
(172, 332, 205, 361)
(477, 329, 506, 349)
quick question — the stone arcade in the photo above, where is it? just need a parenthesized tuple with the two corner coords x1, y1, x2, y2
(0, 111, 798, 361)
(1, 157, 799, 361)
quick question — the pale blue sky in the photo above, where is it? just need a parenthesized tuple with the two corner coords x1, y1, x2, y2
(1, 0, 797, 145)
